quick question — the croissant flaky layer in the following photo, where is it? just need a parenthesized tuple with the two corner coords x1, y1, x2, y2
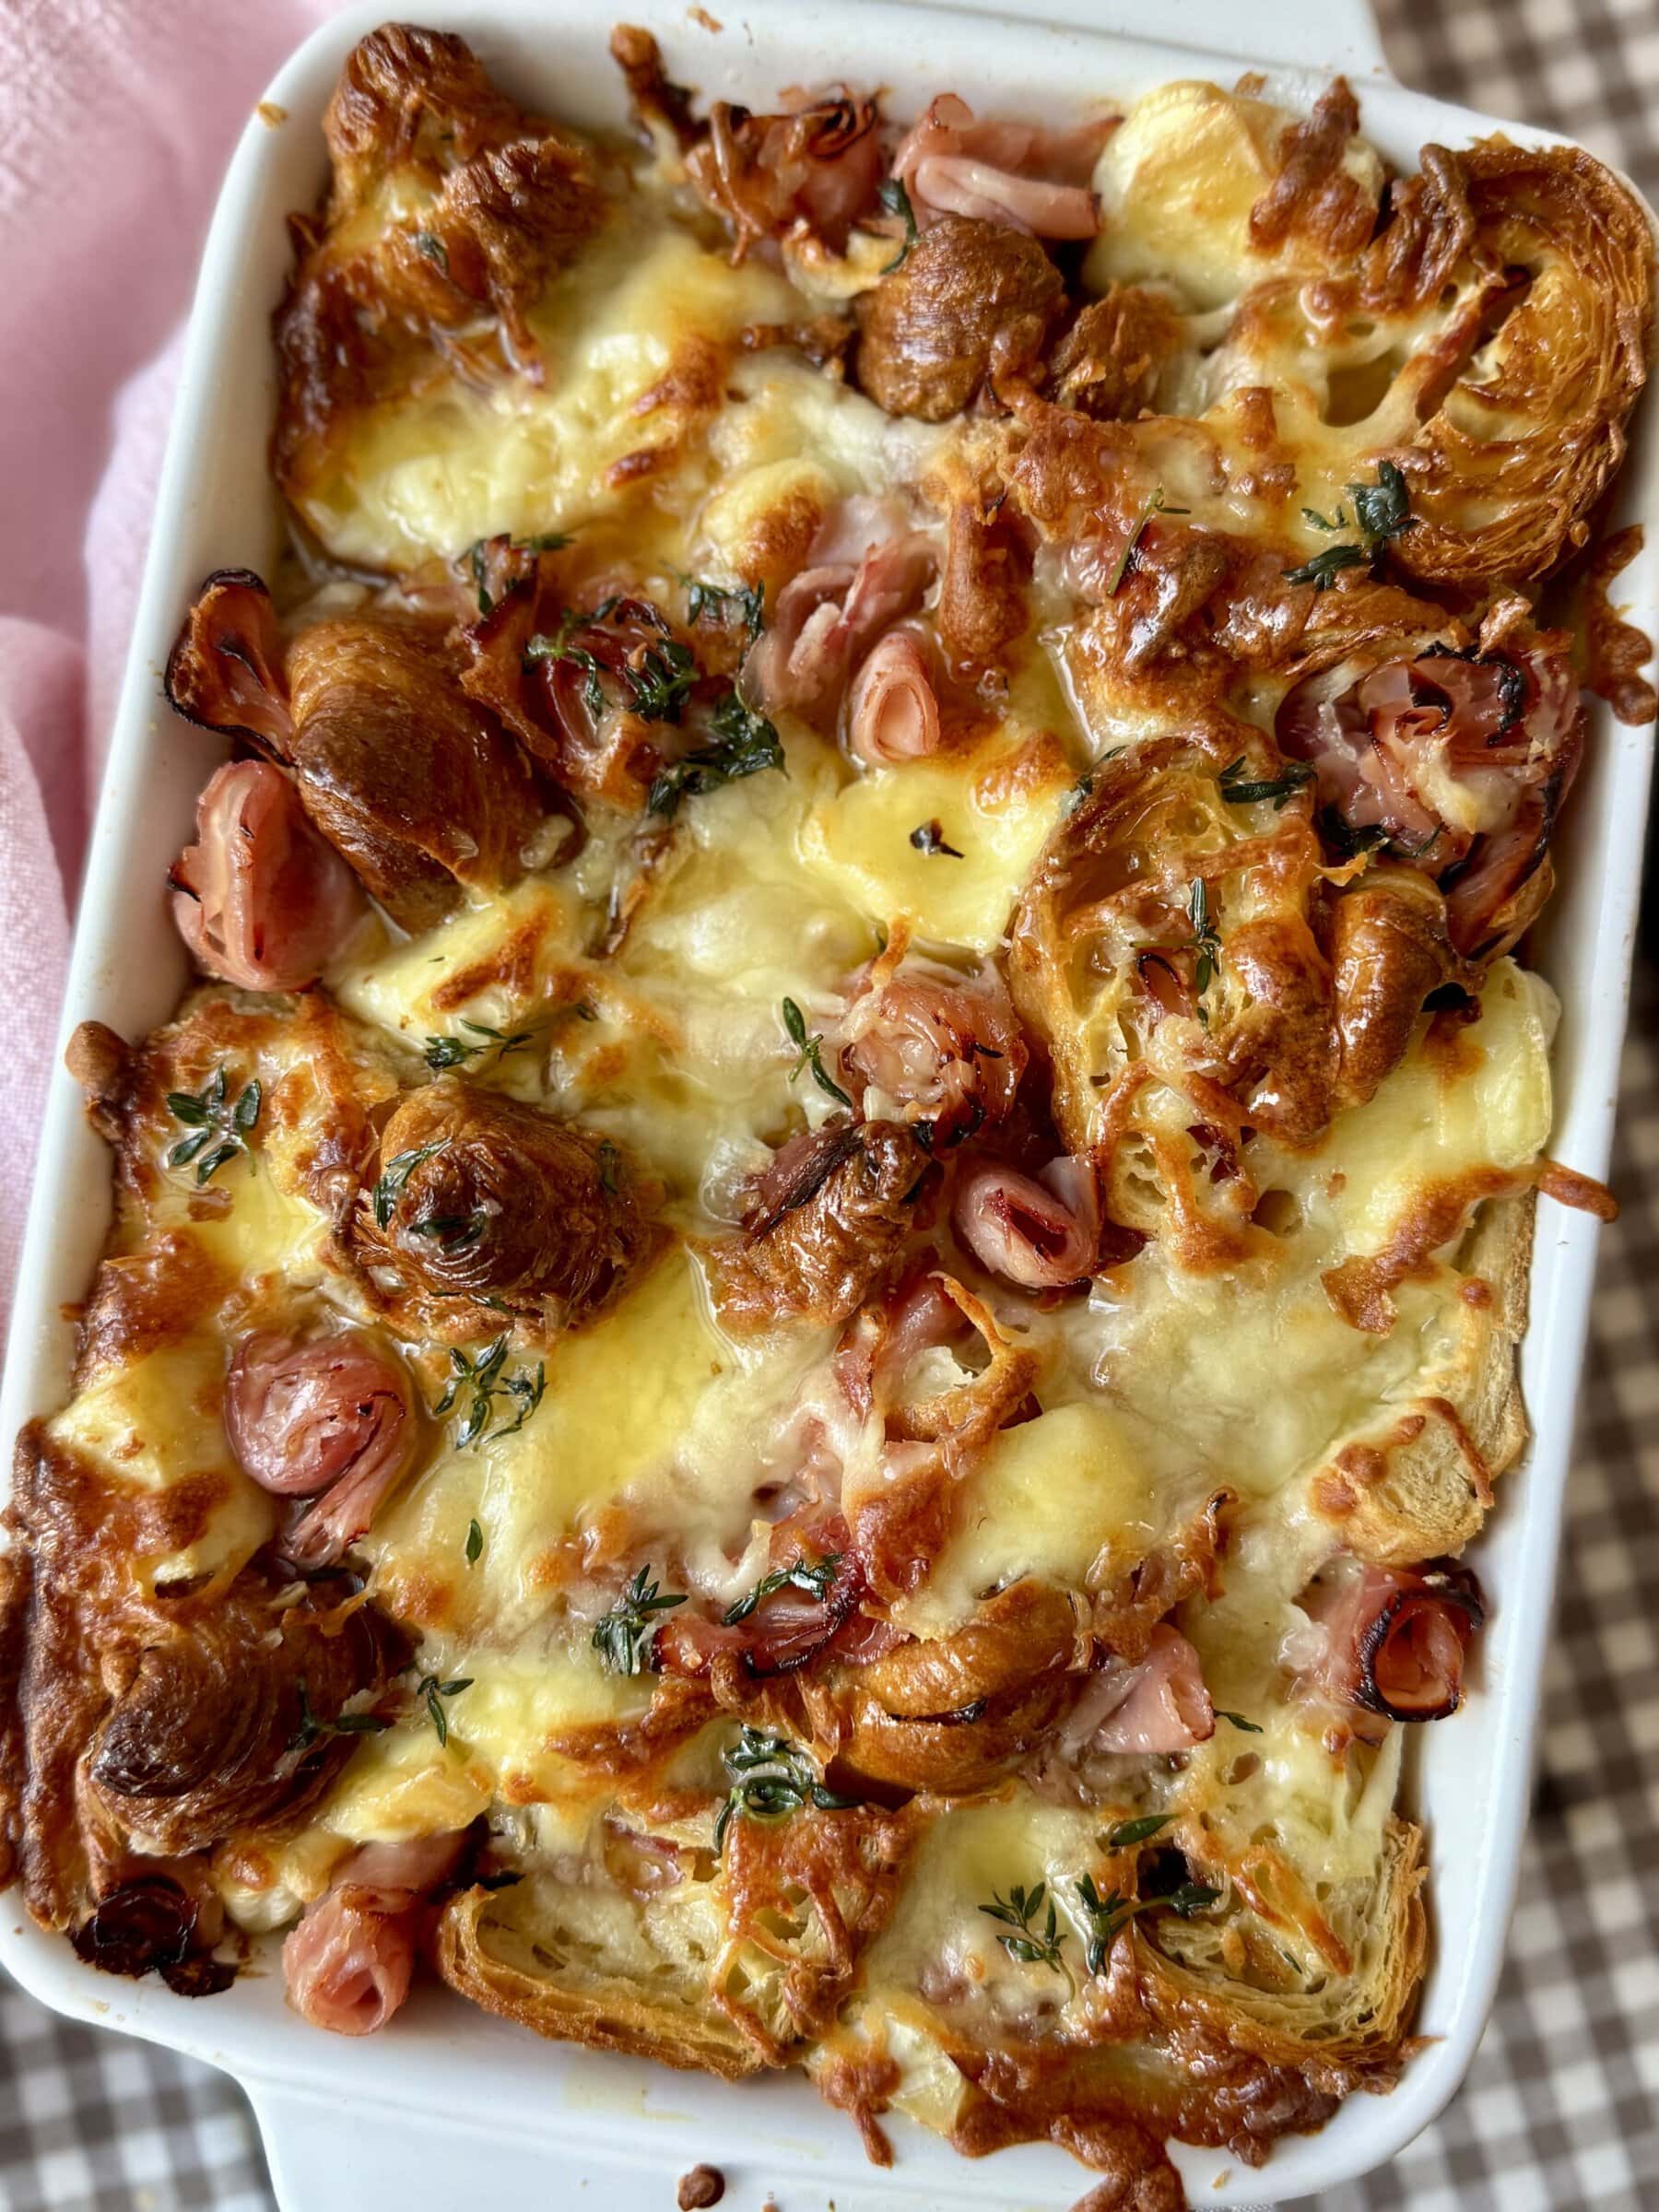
(3, 19, 1647, 2206)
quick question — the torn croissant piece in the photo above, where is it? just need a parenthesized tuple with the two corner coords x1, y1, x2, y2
(1387, 141, 1654, 587)
(274, 23, 606, 510)
(354, 1076, 662, 1341)
(166, 570, 548, 932)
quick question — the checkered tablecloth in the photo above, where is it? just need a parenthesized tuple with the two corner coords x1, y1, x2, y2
(3, 1, 1657, 2206)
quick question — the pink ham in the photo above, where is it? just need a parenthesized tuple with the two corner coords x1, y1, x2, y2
(1300, 1558, 1484, 1724)
(953, 1156, 1100, 1288)
(744, 503, 937, 729)
(282, 1832, 466, 2037)
(847, 629, 941, 765)
(224, 1332, 417, 1567)
(1085, 1626, 1216, 1756)
(171, 759, 366, 992)
(891, 93, 1107, 238)
(838, 957, 1027, 1145)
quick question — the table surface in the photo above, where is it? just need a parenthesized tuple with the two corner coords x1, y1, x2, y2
(4, 0, 1658, 2206)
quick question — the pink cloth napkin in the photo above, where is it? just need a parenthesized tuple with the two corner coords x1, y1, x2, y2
(0, 0, 359, 1320)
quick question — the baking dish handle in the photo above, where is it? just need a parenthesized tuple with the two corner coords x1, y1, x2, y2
(943, 0, 1387, 76)
(250, 2082, 567, 2210)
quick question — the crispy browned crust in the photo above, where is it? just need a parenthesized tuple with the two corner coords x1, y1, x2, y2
(1391, 140, 1654, 587)
(273, 25, 605, 512)
(854, 217, 1065, 421)
(0, 1423, 396, 1929)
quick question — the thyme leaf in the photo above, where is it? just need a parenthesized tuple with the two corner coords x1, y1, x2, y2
(679, 572, 765, 644)
(371, 1139, 446, 1230)
(1182, 877, 1222, 1019)
(591, 1565, 687, 1677)
(422, 1018, 546, 1072)
(1283, 542, 1370, 590)
(1217, 756, 1315, 811)
(647, 690, 784, 818)
(1217, 1709, 1264, 1732)
(465, 1518, 483, 1566)
(781, 996, 853, 1109)
(724, 1552, 841, 1626)
(877, 176, 919, 270)
(416, 1673, 473, 1749)
(909, 818, 964, 858)
(165, 1068, 261, 1185)
(713, 1725, 855, 1854)
(979, 1882, 1071, 1982)
(1104, 1813, 1172, 1852)
(1076, 1871, 1221, 1975)
(1107, 487, 1191, 597)
(433, 1335, 546, 1448)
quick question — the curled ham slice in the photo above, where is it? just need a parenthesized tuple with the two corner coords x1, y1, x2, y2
(1063, 1626, 1215, 1756)
(891, 93, 1106, 238)
(225, 1333, 417, 1565)
(848, 628, 941, 765)
(688, 91, 883, 256)
(838, 956, 1027, 1146)
(1301, 1558, 1485, 1724)
(954, 1156, 1100, 1288)
(282, 1833, 466, 2037)
(745, 504, 937, 729)
(1277, 632, 1584, 955)
(171, 760, 366, 993)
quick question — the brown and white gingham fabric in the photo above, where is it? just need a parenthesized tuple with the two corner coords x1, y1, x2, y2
(3, 0, 1656, 2204)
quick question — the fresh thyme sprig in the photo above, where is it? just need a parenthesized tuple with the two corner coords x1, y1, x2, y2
(1107, 486, 1191, 596)
(1183, 878, 1222, 1019)
(1075, 1872, 1222, 1975)
(713, 1726, 855, 1853)
(421, 1018, 547, 1072)
(591, 1566, 687, 1676)
(647, 691, 784, 818)
(288, 1681, 393, 1755)
(1217, 757, 1316, 811)
(877, 176, 920, 270)
(1286, 460, 1416, 589)
(678, 572, 765, 644)
(414, 1672, 473, 1749)
(724, 1552, 842, 1626)
(781, 997, 853, 1109)
(433, 1335, 547, 1449)
(165, 1067, 261, 1186)
(980, 1882, 1071, 1983)
(371, 1139, 446, 1230)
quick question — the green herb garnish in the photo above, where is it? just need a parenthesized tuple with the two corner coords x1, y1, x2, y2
(371, 1139, 446, 1230)
(433, 1335, 547, 1448)
(647, 691, 785, 818)
(781, 996, 853, 1109)
(165, 1067, 261, 1185)
(724, 1552, 841, 1626)
(877, 176, 919, 271)
(591, 1565, 688, 1676)
(713, 1725, 855, 1853)
(1287, 461, 1416, 588)
(421, 1018, 546, 1072)
(1105, 1813, 1172, 1852)
(1075, 1872, 1222, 1975)
(1217, 757, 1316, 811)
(679, 573, 764, 644)
(465, 1518, 483, 1566)
(289, 1680, 392, 1754)
(980, 1882, 1071, 1981)
(1217, 1710, 1264, 1733)
(415, 1673, 473, 1749)
(1182, 877, 1222, 1016)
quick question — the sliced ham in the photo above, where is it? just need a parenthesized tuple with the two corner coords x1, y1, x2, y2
(282, 1832, 466, 2037)
(224, 1332, 417, 1568)
(837, 955, 1028, 1146)
(1300, 1558, 1484, 1724)
(953, 1156, 1100, 1288)
(171, 759, 366, 993)
(1067, 1626, 1215, 1757)
(745, 503, 937, 730)
(892, 94, 1107, 238)
(847, 628, 942, 765)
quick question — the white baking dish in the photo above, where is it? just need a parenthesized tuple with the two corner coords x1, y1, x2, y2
(3, 1, 1653, 2203)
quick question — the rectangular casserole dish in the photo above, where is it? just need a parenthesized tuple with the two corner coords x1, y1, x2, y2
(2, 1, 1653, 2203)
